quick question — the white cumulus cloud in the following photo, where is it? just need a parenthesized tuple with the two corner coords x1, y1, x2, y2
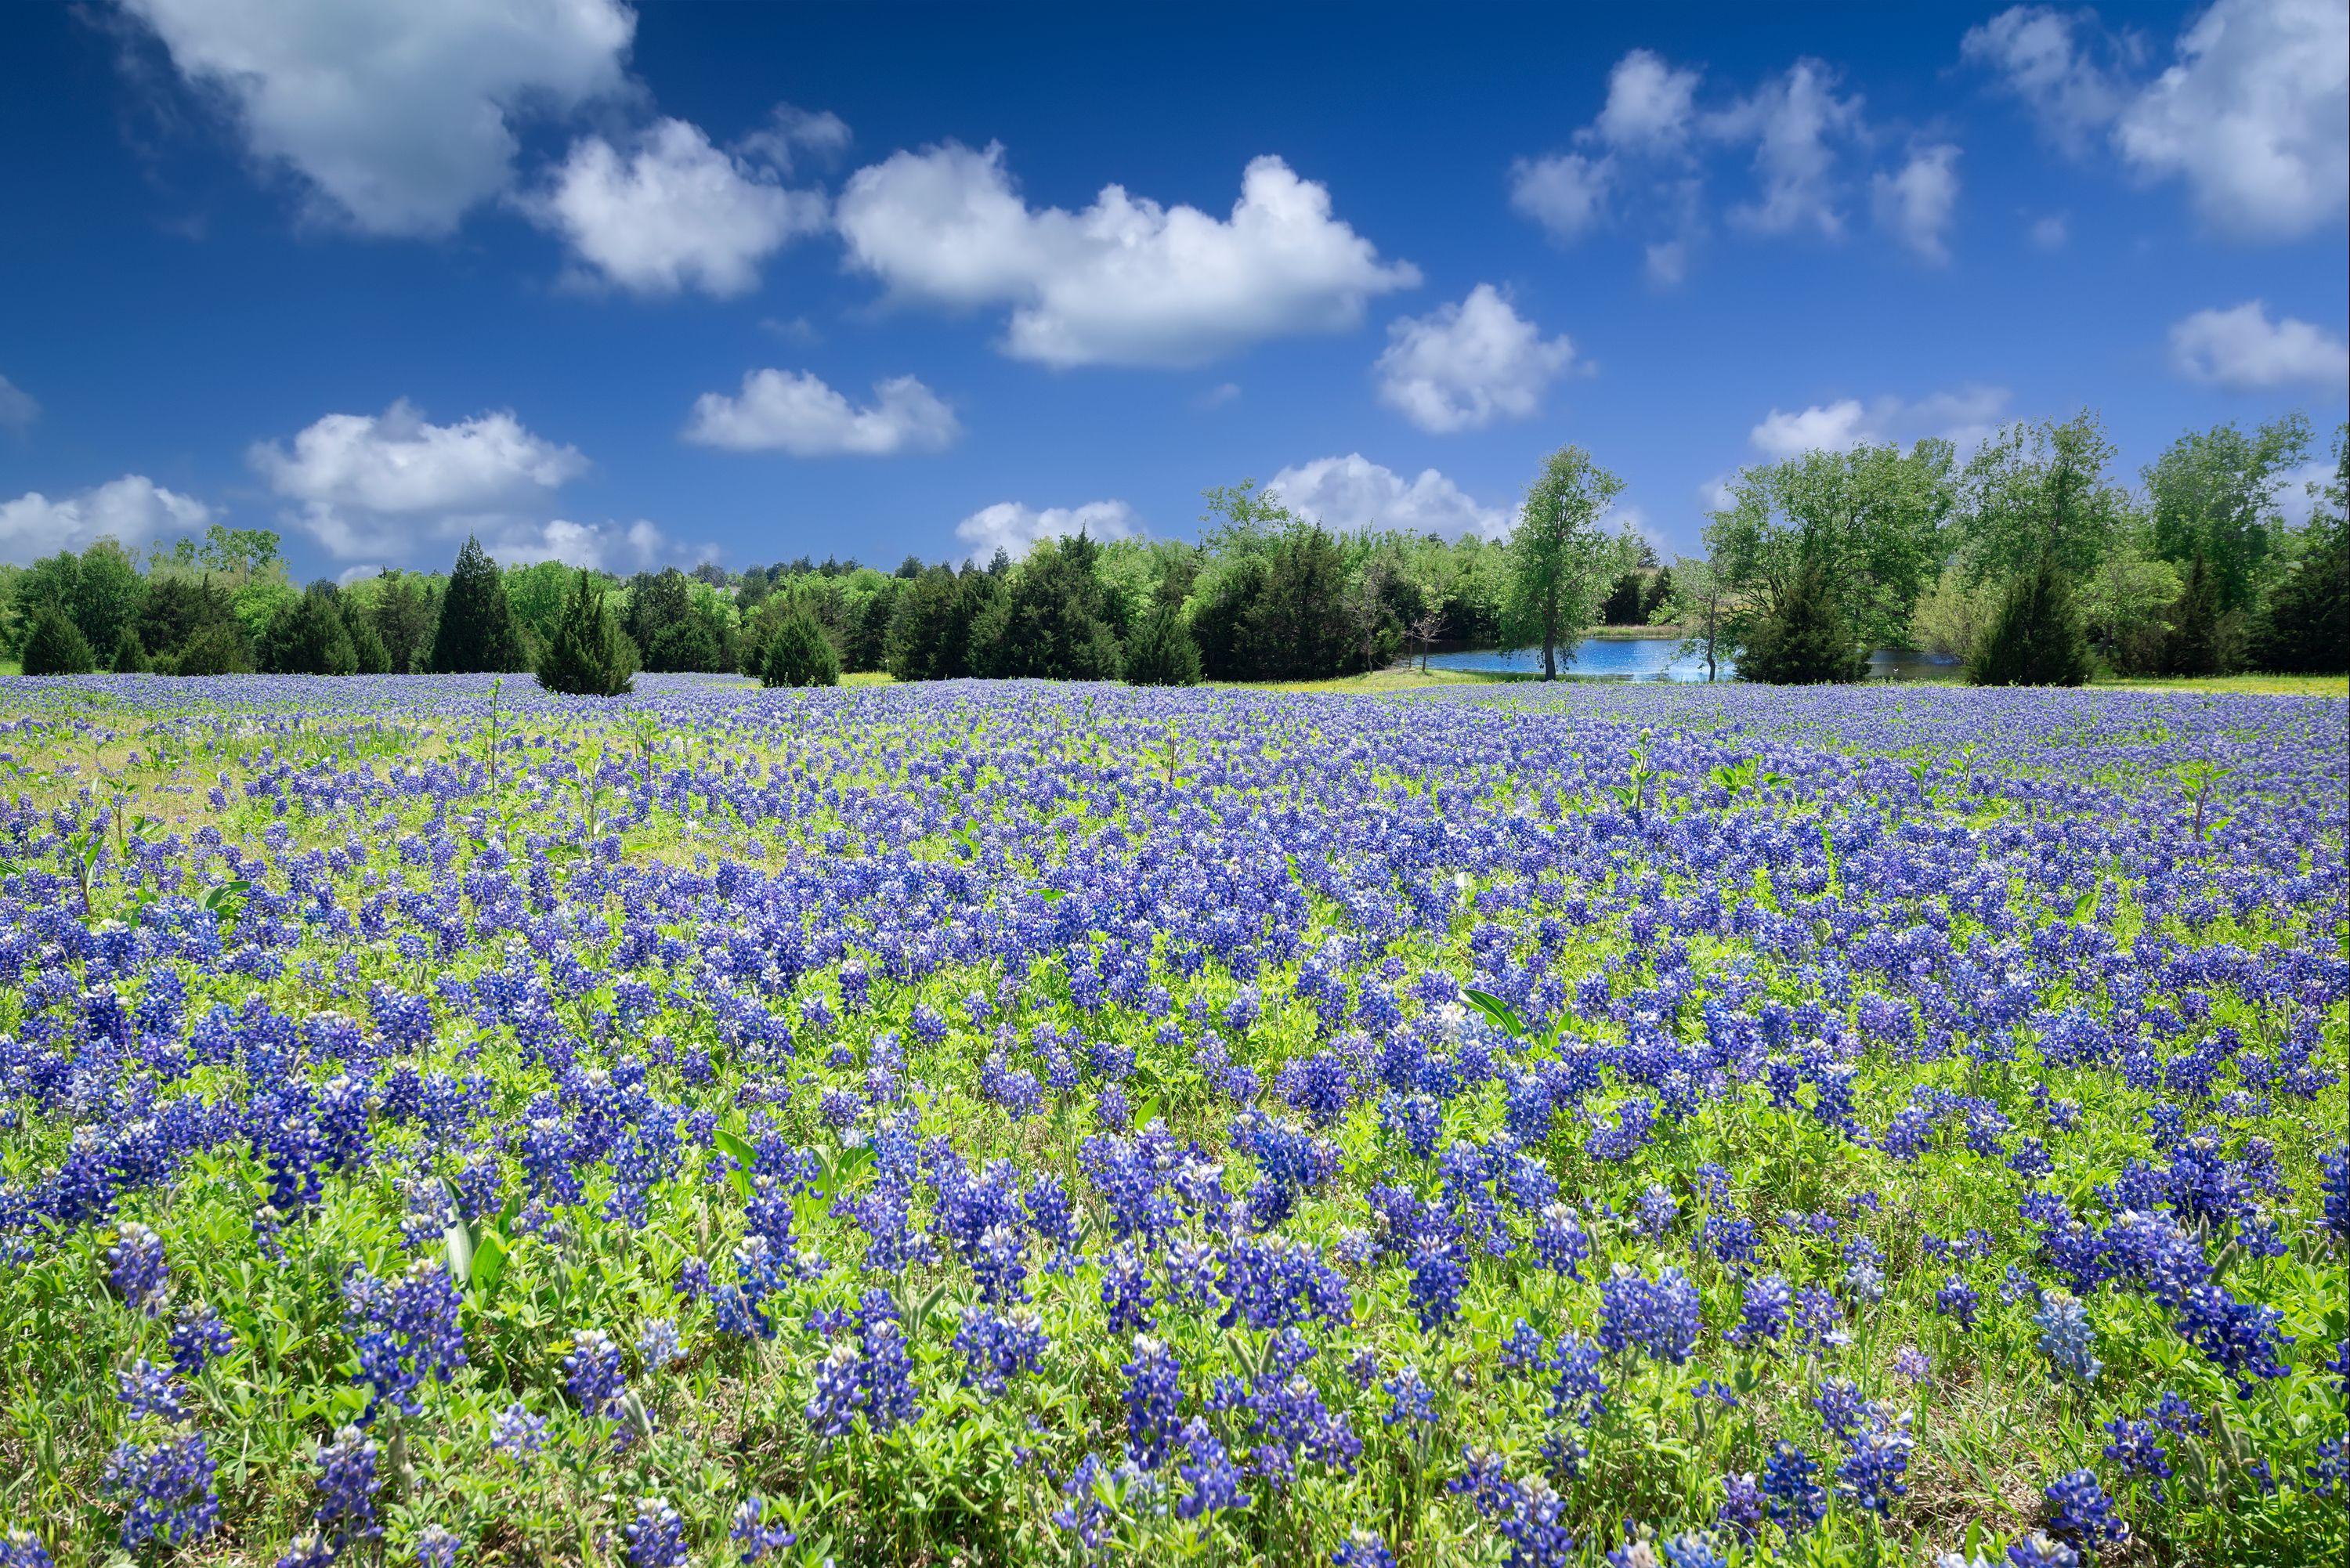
(683, 369, 960, 456)
(479, 517, 692, 572)
(835, 143, 1417, 367)
(1712, 59, 1867, 240)
(1508, 151, 1614, 243)
(0, 475, 212, 564)
(0, 374, 38, 431)
(1749, 384, 2013, 459)
(2167, 301, 2350, 388)
(527, 117, 829, 297)
(1966, 0, 2347, 241)
(118, 0, 634, 237)
(1873, 143, 1961, 263)
(249, 399, 588, 559)
(1374, 285, 1577, 434)
(954, 500, 1141, 562)
(1267, 454, 1510, 540)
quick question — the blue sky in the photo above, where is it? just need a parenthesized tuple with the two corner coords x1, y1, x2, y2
(2, 0, 2344, 581)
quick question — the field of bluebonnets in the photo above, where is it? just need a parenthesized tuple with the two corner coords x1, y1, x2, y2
(0, 671, 2343, 1568)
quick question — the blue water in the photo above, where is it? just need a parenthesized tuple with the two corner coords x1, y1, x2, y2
(1424, 638, 1957, 682)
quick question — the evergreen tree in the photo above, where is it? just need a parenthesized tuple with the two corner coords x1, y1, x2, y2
(20, 603, 96, 676)
(349, 616, 392, 674)
(113, 628, 148, 674)
(1599, 570, 1647, 626)
(884, 567, 964, 681)
(1738, 555, 1871, 684)
(431, 537, 526, 673)
(847, 582, 898, 673)
(1642, 565, 1676, 621)
(1121, 599, 1202, 685)
(1967, 561, 2092, 687)
(973, 534, 1123, 681)
(171, 619, 257, 676)
(2158, 551, 2222, 677)
(645, 615, 721, 674)
(2250, 526, 2348, 673)
(264, 583, 360, 675)
(138, 576, 241, 667)
(535, 569, 638, 696)
(759, 600, 840, 688)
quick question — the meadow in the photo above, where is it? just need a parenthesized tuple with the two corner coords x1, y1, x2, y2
(0, 674, 2343, 1568)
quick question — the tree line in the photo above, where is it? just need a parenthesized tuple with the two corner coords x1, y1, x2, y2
(5, 408, 2341, 688)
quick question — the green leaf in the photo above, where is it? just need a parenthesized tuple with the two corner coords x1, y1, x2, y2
(471, 1228, 509, 1300)
(713, 1127, 757, 1201)
(440, 1182, 475, 1288)
(1460, 988, 1524, 1039)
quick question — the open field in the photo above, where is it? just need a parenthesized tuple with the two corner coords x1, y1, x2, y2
(0, 674, 2343, 1568)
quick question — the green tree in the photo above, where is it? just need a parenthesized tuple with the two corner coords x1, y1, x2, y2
(20, 603, 96, 676)
(112, 627, 148, 674)
(2249, 429, 2348, 672)
(1708, 440, 1954, 659)
(1969, 561, 2092, 687)
(973, 534, 1124, 681)
(1503, 445, 1628, 680)
(1955, 412, 2130, 585)
(137, 576, 243, 667)
(171, 619, 258, 676)
(264, 582, 360, 675)
(759, 599, 841, 688)
(432, 537, 526, 673)
(535, 569, 638, 696)
(1121, 599, 1202, 685)
(2142, 414, 2311, 616)
(1598, 570, 1647, 626)
(1908, 562, 2003, 665)
(884, 567, 966, 681)
(1737, 555, 1871, 684)
(2158, 551, 2222, 677)
(361, 573, 439, 674)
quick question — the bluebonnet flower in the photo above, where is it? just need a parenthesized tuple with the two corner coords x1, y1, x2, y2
(117, 1358, 186, 1422)
(1835, 1411, 1915, 1516)
(345, 1261, 467, 1422)
(274, 1531, 335, 1568)
(1332, 1528, 1397, 1568)
(2102, 1416, 2171, 1498)
(731, 1495, 799, 1562)
(1716, 1471, 1764, 1540)
(312, 1425, 380, 1547)
(621, 1497, 688, 1568)
(103, 1430, 219, 1551)
(2034, 1292, 2102, 1385)
(490, 1401, 548, 1460)
(168, 1306, 234, 1376)
(953, 1307, 1048, 1397)
(0, 1530, 53, 1568)
(2042, 1469, 2129, 1556)
(637, 1318, 683, 1371)
(1730, 1274, 1791, 1346)
(1173, 1420, 1250, 1519)
(1636, 1183, 1679, 1238)
(1599, 1265, 1702, 1365)
(1123, 1335, 1184, 1468)
(2002, 1534, 2081, 1567)
(414, 1525, 462, 1567)
(564, 1328, 627, 1422)
(1936, 1274, 1980, 1331)
(1382, 1365, 1437, 1429)
(1894, 1346, 1932, 1383)
(1531, 1203, 1589, 1278)
(1759, 1443, 1826, 1532)
(107, 1222, 169, 1317)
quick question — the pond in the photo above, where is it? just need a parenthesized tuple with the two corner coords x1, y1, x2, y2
(1424, 636, 1959, 682)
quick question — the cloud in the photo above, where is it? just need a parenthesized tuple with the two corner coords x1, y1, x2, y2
(2028, 211, 2071, 249)
(0, 374, 37, 431)
(1748, 384, 2012, 459)
(1712, 60, 1867, 240)
(1512, 49, 1928, 274)
(477, 517, 695, 572)
(1373, 285, 1577, 434)
(733, 103, 851, 174)
(526, 117, 828, 297)
(1873, 143, 1961, 263)
(2167, 301, 2350, 388)
(1596, 49, 1702, 150)
(835, 143, 1417, 367)
(249, 399, 587, 558)
(2114, 0, 2349, 240)
(1965, 1, 2347, 240)
(954, 500, 1141, 562)
(1508, 152, 1614, 244)
(0, 475, 212, 564)
(1267, 454, 1510, 540)
(1195, 382, 1242, 410)
(1961, 5, 2135, 156)
(683, 369, 960, 455)
(2274, 458, 2340, 526)
(117, 0, 634, 237)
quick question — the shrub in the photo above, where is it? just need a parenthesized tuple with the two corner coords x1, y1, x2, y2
(169, 618, 258, 676)
(112, 629, 149, 674)
(1969, 562, 2091, 687)
(1737, 557, 1868, 684)
(535, 570, 638, 697)
(1122, 601, 1202, 686)
(20, 604, 96, 676)
(760, 602, 840, 688)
